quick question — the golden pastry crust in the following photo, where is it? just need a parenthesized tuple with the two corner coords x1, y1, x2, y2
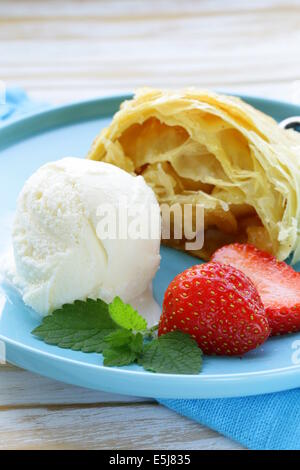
(87, 88, 300, 262)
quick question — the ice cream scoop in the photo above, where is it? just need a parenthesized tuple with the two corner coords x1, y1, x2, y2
(11, 157, 161, 321)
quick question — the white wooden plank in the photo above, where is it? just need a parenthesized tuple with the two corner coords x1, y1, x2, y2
(0, 0, 299, 18)
(0, 403, 243, 450)
(0, 0, 299, 103)
(0, 364, 149, 405)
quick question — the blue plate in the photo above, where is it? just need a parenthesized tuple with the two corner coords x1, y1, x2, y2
(1, 94, 300, 399)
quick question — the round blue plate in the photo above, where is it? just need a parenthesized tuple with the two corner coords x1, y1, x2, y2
(1, 94, 300, 399)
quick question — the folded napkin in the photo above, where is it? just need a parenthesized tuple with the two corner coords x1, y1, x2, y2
(2, 88, 300, 451)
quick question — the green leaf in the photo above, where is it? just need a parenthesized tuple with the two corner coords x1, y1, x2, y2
(105, 330, 144, 354)
(130, 332, 144, 354)
(105, 329, 134, 348)
(103, 345, 137, 367)
(32, 298, 117, 353)
(103, 330, 144, 367)
(108, 296, 147, 331)
(31, 298, 205, 375)
(139, 331, 203, 375)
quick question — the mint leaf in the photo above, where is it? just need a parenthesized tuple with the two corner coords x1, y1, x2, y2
(109, 296, 147, 331)
(31, 298, 205, 374)
(130, 332, 144, 354)
(139, 331, 203, 374)
(105, 330, 144, 354)
(32, 298, 117, 353)
(105, 329, 134, 347)
(103, 345, 137, 367)
(103, 330, 144, 367)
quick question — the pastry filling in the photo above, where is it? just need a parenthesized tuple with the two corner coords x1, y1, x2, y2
(113, 116, 274, 258)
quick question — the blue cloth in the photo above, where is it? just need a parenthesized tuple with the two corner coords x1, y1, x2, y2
(159, 390, 300, 450)
(0, 87, 47, 123)
(2, 88, 300, 451)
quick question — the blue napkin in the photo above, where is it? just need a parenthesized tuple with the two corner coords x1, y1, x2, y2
(0, 87, 47, 122)
(159, 390, 300, 450)
(2, 88, 300, 451)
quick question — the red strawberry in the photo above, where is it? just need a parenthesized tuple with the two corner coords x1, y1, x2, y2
(211, 243, 300, 336)
(158, 262, 270, 356)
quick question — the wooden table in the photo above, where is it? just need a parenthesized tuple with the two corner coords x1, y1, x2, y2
(0, 0, 299, 450)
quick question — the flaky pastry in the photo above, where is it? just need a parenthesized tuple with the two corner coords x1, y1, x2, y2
(87, 88, 300, 262)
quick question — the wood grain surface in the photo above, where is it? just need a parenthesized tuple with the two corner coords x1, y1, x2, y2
(0, 0, 299, 104)
(1, 0, 299, 450)
(0, 364, 243, 450)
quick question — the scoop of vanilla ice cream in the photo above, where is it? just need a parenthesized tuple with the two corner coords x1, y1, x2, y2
(11, 157, 161, 316)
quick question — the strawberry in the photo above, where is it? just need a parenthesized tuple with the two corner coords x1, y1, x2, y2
(211, 243, 300, 336)
(158, 262, 270, 355)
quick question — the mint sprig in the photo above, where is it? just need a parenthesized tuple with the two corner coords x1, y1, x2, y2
(32, 297, 203, 375)
(109, 296, 147, 331)
(139, 331, 203, 374)
(103, 346, 138, 367)
(103, 330, 144, 366)
(32, 299, 117, 353)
